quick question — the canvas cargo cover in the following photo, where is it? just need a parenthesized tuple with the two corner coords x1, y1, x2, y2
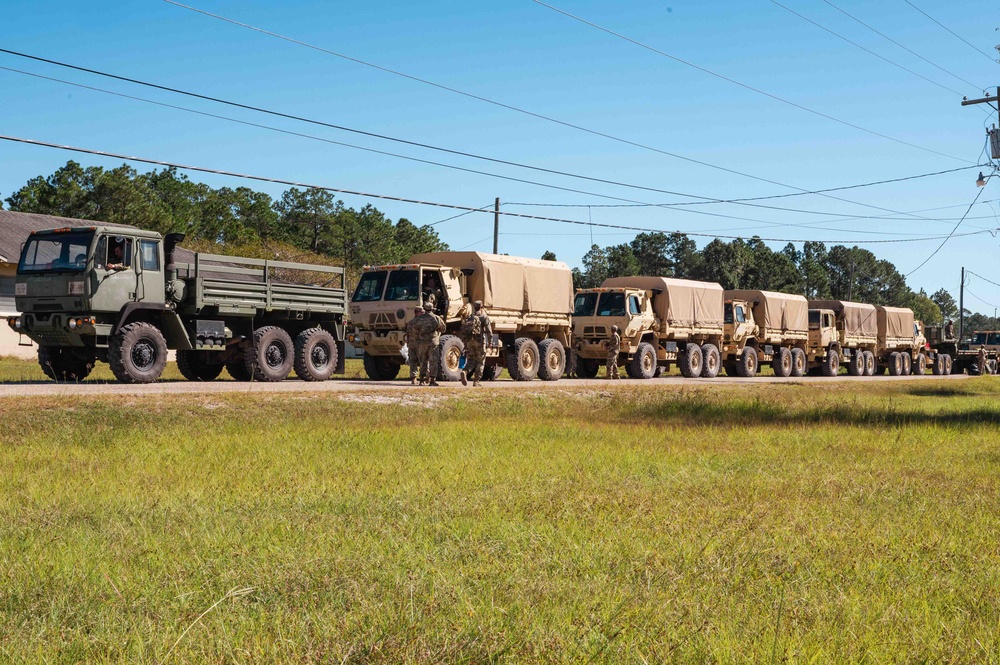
(877, 306, 914, 340)
(601, 276, 724, 328)
(409, 251, 573, 315)
(809, 300, 878, 338)
(725, 290, 808, 335)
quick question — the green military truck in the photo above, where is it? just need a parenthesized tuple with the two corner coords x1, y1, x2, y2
(8, 226, 346, 383)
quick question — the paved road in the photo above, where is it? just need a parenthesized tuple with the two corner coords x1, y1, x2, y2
(0, 372, 971, 398)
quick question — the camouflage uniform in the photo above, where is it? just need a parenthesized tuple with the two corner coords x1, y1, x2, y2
(422, 286, 444, 314)
(979, 346, 989, 375)
(944, 320, 955, 340)
(461, 304, 492, 385)
(404, 309, 424, 384)
(419, 311, 446, 382)
(409, 312, 445, 384)
(606, 329, 621, 380)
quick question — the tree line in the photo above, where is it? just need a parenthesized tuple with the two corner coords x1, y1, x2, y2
(2, 161, 448, 282)
(546, 232, 991, 328)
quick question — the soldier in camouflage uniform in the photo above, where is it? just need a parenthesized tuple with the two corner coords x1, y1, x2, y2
(460, 300, 492, 386)
(404, 305, 425, 385)
(605, 324, 621, 380)
(944, 319, 955, 341)
(979, 345, 989, 375)
(422, 275, 445, 315)
(418, 308, 447, 385)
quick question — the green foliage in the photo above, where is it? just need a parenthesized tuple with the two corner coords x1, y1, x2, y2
(540, 250, 557, 261)
(931, 288, 959, 321)
(909, 288, 942, 324)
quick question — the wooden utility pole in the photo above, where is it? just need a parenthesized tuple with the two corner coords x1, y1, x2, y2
(960, 266, 966, 341)
(962, 88, 1000, 159)
(493, 197, 500, 254)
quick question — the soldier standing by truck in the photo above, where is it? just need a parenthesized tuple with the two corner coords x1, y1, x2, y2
(605, 325, 621, 380)
(944, 319, 955, 340)
(405, 305, 424, 385)
(460, 301, 492, 386)
(979, 345, 989, 375)
(420, 308, 446, 385)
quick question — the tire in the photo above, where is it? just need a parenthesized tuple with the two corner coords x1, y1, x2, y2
(864, 351, 877, 376)
(790, 348, 806, 377)
(508, 337, 540, 381)
(294, 328, 338, 382)
(821, 349, 840, 377)
(772, 347, 792, 378)
(108, 322, 168, 384)
(243, 326, 294, 382)
(932, 354, 944, 375)
(700, 343, 721, 379)
(176, 349, 224, 382)
(724, 362, 739, 377)
(654, 365, 665, 378)
(945, 354, 953, 375)
(482, 363, 502, 381)
(887, 352, 902, 376)
(363, 352, 402, 381)
(538, 338, 566, 381)
(628, 342, 657, 380)
(577, 358, 600, 379)
(437, 335, 465, 382)
(901, 352, 912, 376)
(37, 346, 96, 382)
(226, 351, 253, 381)
(735, 346, 758, 378)
(847, 350, 865, 376)
(913, 354, 927, 375)
(678, 342, 703, 378)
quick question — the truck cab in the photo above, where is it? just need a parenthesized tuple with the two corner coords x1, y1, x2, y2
(722, 299, 758, 350)
(571, 287, 655, 359)
(969, 330, 1000, 353)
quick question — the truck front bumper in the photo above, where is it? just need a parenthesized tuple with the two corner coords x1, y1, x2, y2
(14, 313, 111, 348)
(350, 329, 406, 356)
(574, 338, 609, 359)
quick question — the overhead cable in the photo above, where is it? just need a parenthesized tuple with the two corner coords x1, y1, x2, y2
(903, 0, 999, 65)
(906, 184, 989, 276)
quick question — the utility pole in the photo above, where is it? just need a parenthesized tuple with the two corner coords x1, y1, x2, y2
(962, 88, 1000, 159)
(847, 261, 855, 301)
(960, 266, 966, 341)
(493, 197, 500, 254)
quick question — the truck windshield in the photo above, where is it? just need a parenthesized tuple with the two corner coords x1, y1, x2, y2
(18, 232, 93, 274)
(385, 269, 419, 301)
(972, 332, 1000, 345)
(596, 292, 626, 317)
(808, 311, 821, 329)
(352, 271, 387, 302)
(574, 293, 598, 316)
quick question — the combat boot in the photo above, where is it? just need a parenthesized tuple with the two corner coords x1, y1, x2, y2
(410, 376, 418, 386)
(460, 370, 468, 386)
(429, 379, 440, 387)
(473, 379, 481, 387)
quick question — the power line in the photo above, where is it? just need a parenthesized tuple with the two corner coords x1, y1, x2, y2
(532, 0, 971, 163)
(3, 133, 997, 245)
(820, 0, 984, 92)
(428, 203, 494, 227)
(161, 1, 966, 217)
(966, 270, 1000, 290)
(772, 0, 972, 98)
(903, 0, 999, 65)
(906, 183, 989, 276)
(965, 288, 1000, 310)
(1, 50, 943, 223)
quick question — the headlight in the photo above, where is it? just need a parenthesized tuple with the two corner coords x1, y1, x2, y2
(68, 319, 78, 329)
(68, 281, 84, 295)
(13, 317, 22, 330)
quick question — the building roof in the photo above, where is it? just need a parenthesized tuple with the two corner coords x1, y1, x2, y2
(0, 210, 132, 264)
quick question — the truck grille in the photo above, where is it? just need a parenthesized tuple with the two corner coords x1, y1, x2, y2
(368, 312, 398, 329)
(583, 325, 607, 337)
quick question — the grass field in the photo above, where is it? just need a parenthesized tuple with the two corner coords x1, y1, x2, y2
(1, 377, 999, 662)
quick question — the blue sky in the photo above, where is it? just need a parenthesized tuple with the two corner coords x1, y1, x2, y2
(2, 1, 999, 312)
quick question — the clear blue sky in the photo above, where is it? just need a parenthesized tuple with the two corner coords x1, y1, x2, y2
(2, 1, 999, 312)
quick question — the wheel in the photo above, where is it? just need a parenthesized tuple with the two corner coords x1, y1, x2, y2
(932, 354, 944, 375)
(108, 322, 168, 383)
(363, 352, 401, 381)
(821, 349, 840, 377)
(627, 342, 657, 379)
(700, 343, 721, 379)
(945, 354, 953, 375)
(863, 350, 875, 376)
(772, 347, 792, 378)
(847, 350, 865, 376)
(538, 338, 566, 381)
(913, 354, 927, 375)
(901, 352, 912, 376)
(437, 335, 465, 382)
(790, 348, 806, 378)
(577, 358, 600, 379)
(243, 326, 294, 382)
(887, 352, 902, 376)
(508, 337, 540, 381)
(736, 346, 758, 378)
(724, 362, 739, 377)
(654, 365, 665, 378)
(482, 363, 502, 381)
(226, 351, 253, 381)
(678, 343, 703, 378)
(36, 346, 96, 382)
(294, 328, 338, 382)
(176, 349, 225, 382)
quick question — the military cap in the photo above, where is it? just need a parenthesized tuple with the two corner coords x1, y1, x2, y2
(473, 300, 483, 309)
(611, 325, 619, 331)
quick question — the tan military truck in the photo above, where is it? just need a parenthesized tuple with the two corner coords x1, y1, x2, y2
(875, 306, 925, 375)
(722, 290, 809, 377)
(348, 252, 573, 381)
(571, 276, 724, 379)
(807, 300, 878, 376)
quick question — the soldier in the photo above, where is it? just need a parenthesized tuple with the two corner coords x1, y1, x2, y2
(604, 324, 621, 380)
(978, 345, 989, 375)
(404, 305, 425, 385)
(419, 308, 447, 385)
(460, 300, 492, 386)
(422, 276, 444, 314)
(944, 319, 955, 341)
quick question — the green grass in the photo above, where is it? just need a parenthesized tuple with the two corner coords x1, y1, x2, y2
(2, 380, 1000, 662)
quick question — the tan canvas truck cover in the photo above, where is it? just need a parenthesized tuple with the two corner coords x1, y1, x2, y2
(725, 290, 808, 340)
(409, 251, 573, 315)
(601, 276, 724, 331)
(809, 300, 878, 339)
(877, 306, 915, 344)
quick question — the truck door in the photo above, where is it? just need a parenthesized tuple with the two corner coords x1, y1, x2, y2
(137, 239, 165, 305)
(91, 234, 137, 312)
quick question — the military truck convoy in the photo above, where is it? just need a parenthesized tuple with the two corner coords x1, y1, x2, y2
(8, 228, 975, 383)
(9, 225, 347, 383)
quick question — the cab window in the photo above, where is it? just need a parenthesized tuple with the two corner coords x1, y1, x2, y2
(725, 303, 734, 324)
(989, 333, 1000, 345)
(385, 269, 419, 301)
(574, 293, 598, 316)
(808, 310, 820, 328)
(140, 240, 160, 271)
(973, 333, 987, 345)
(352, 271, 387, 302)
(596, 292, 626, 317)
(735, 306, 746, 323)
(628, 295, 641, 315)
(102, 236, 132, 270)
